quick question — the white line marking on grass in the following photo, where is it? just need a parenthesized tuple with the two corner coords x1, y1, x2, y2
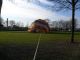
(33, 34, 41, 60)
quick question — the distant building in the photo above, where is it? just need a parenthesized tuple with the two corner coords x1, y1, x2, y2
(28, 19, 50, 33)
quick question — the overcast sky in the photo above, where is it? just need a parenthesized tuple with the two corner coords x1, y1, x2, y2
(1, 0, 80, 27)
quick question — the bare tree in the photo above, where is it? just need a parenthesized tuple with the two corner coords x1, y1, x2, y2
(0, 0, 3, 28)
(0, 0, 2, 15)
(47, 0, 80, 43)
(9, 20, 15, 27)
(51, 20, 73, 31)
(16, 22, 24, 27)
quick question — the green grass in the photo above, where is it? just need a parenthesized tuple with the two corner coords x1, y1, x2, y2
(0, 31, 79, 44)
(0, 31, 40, 44)
(0, 31, 79, 43)
(0, 31, 80, 60)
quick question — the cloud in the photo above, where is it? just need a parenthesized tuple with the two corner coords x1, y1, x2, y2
(1, 0, 69, 26)
(1, 0, 52, 18)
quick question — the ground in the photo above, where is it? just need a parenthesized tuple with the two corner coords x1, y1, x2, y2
(0, 31, 80, 60)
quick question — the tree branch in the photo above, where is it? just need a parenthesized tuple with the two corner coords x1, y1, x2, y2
(66, 0, 72, 5)
(75, 0, 79, 5)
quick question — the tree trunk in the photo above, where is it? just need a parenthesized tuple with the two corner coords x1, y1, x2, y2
(71, 0, 75, 43)
(0, 0, 2, 15)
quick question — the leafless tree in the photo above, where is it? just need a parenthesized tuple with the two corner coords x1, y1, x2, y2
(51, 19, 77, 31)
(0, 0, 3, 27)
(0, 0, 2, 15)
(9, 20, 15, 27)
(47, 0, 80, 43)
(16, 22, 24, 27)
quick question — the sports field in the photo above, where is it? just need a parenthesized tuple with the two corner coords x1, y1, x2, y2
(0, 31, 80, 60)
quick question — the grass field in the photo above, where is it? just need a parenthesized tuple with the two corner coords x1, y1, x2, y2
(0, 31, 80, 60)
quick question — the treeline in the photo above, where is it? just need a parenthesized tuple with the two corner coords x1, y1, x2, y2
(0, 18, 80, 32)
(0, 18, 28, 31)
(0, 26, 28, 31)
(49, 19, 79, 32)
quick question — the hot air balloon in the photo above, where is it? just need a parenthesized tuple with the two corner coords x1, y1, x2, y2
(28, 19, 50, 33)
